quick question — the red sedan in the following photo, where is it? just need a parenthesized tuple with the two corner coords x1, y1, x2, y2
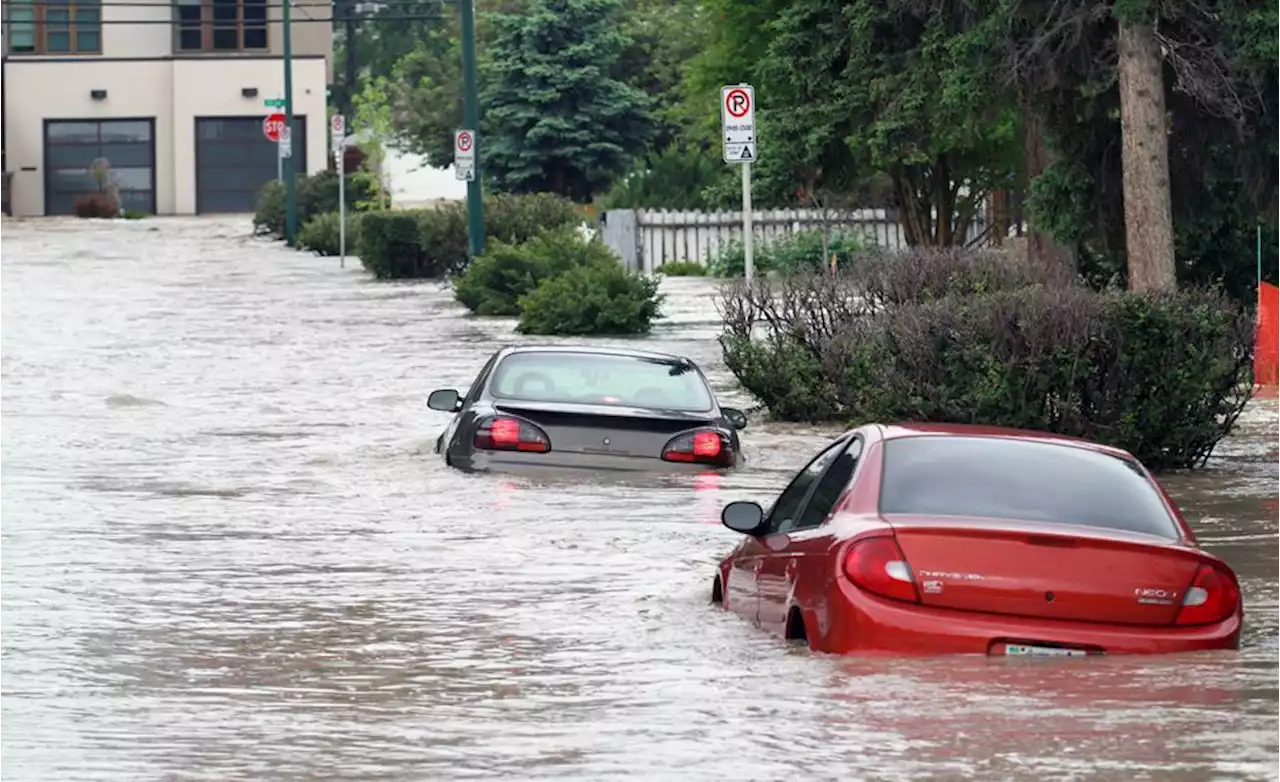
(713, 423, 1243, 656)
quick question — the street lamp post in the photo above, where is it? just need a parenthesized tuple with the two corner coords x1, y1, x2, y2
(459, 0, 485, 258)
(282, 0, 299, 245)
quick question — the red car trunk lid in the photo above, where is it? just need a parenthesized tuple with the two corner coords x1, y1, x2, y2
(887, 518, 1203, 626)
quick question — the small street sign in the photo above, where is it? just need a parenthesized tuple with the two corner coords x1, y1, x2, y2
(263, 112, 287, 142)
(454, 128, 476, 181)
(331, 114, 346, 155)
(264, 98, 286, 108)
(278, 126, 292, 158)
(721, 84, 757, 164)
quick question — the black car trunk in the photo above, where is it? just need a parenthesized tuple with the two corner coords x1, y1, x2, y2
(495, 401, 716, 459)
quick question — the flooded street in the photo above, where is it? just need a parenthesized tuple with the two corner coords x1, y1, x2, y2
(2, 216, 1277, 781)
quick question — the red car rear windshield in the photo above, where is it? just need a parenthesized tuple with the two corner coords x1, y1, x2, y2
(489, 352, 714, 412)
(878, 436, 1180, 538)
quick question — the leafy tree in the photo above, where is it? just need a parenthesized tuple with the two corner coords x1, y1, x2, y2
(615, 0, 709, 150)
(480, 0, 656, 201)
(353, 77, 397, 209)
(760, 0, 1019, 244)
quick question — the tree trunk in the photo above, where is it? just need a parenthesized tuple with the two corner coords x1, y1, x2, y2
(1117, 18, 1177, 293)
(1022, 100, 1077, 286)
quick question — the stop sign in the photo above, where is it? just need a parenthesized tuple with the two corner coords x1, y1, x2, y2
(262, 113, 286, 142)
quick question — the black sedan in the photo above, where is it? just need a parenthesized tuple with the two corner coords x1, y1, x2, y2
(428, 345, 748, 472)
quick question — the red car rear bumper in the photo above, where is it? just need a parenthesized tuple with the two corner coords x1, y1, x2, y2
(819, 580, 1242, 655)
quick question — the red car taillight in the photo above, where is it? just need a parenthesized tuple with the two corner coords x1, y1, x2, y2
(474, 416, 551, 453)
(843, 536, 919, 604)
(661, 430, 731, 466)
(1174, 563, 1240, 626)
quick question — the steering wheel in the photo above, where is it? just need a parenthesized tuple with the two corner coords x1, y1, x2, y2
(514, 372, 556, 396)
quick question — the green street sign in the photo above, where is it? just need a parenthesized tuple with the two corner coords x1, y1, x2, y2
(263, 98, 286, 108)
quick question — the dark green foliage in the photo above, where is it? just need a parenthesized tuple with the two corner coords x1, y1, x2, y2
(708, 229, 868, 277)
(719, 250, 1255, 469)
(357, 212, 429, 279)
(518, 264, 664, 335)
(599, 145, 727, 211)
(253, 171, 378, 238)
(481, 0, 656, 201)
(657, 261, 709, 276)
(253, 180, 285, 236)
(416, 192, 585, 278)
(454, 227, 618, 316)
(297, 211, 363, 257)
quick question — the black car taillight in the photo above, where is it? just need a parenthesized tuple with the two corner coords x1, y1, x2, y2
(474, 416, 551, 453)
(662, 429, 732, 466)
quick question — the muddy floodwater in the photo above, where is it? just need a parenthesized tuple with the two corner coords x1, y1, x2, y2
(2, 217, 1277, 782)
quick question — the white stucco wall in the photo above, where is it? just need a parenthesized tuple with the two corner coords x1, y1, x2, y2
(4, 57, 328, 216)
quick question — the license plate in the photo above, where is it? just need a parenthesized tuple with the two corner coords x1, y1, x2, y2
(1002, 644, 1088, 658)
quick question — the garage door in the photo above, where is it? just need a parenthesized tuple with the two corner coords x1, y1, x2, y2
(44, 119, 156, 215)
(195, 116, 307, 214)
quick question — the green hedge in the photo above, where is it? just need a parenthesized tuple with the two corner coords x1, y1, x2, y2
(357, 212, 428, 279)
(718, 248, 1255, 470)
(357, 192, 584, 280)
(657, 260, 709, 276)
(253, 170, 379, 238)
(297, 211, 362, 256)
(454, 227, 617, 316)
(518, 263, 664, 336)
(708, 227, 868, 277)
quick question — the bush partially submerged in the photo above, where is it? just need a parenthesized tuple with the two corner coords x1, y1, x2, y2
(418, 193, 584, 278)
(657, 260, 709, 276)
(454, 227, 617, 316)
(518, 264, 663, 336)
(253, 171, 379, 237)
(74, 192, 120, 218)
(358, 212, 426, 279)
(719, 248, 1254, 470)
(297, 211, 362, 256)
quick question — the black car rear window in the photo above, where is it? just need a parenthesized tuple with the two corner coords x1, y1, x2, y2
(489, 352, 714, 412)
(879, 436, 1179, 538)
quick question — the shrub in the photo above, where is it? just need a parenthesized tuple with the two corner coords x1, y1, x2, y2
(518, 264, 664, 336)
(299, 169, 379, 217)
(357, 211, 426, 279)
(74, 192, 120, 218)
(253, 180, 285, 235)
(718, 249, 1255, 470)
(708, 228, 868, 278)
(297, 211, 362, 256)
(454, 227, 618, 316)
(418, 192, 583, 278)
(253, 171, 379, 237)
(657, 260, 708, 276)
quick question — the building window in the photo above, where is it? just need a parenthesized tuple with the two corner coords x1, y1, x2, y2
(8, 0, 102, 54)
(175, 0, 268, 52)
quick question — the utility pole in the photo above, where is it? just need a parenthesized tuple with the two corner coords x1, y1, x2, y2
(343, 0, 358, 119)
(459, 0, 485, 257)
(282, 0, 299, 245)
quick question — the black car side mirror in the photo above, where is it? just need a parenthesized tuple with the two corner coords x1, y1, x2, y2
(722, 407, 748, 430)
(722, 500, 765, 535)
(428, 388, 463, 412)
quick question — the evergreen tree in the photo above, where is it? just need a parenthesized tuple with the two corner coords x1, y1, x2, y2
(480, 0, 655, 201)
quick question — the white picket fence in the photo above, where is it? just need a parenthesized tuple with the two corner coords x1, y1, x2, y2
(600, 207, 992, 273)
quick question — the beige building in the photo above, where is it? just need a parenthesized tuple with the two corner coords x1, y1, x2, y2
(2, 0, 332, 215)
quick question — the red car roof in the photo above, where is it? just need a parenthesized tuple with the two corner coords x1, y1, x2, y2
(875, 422, 1136, 461)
